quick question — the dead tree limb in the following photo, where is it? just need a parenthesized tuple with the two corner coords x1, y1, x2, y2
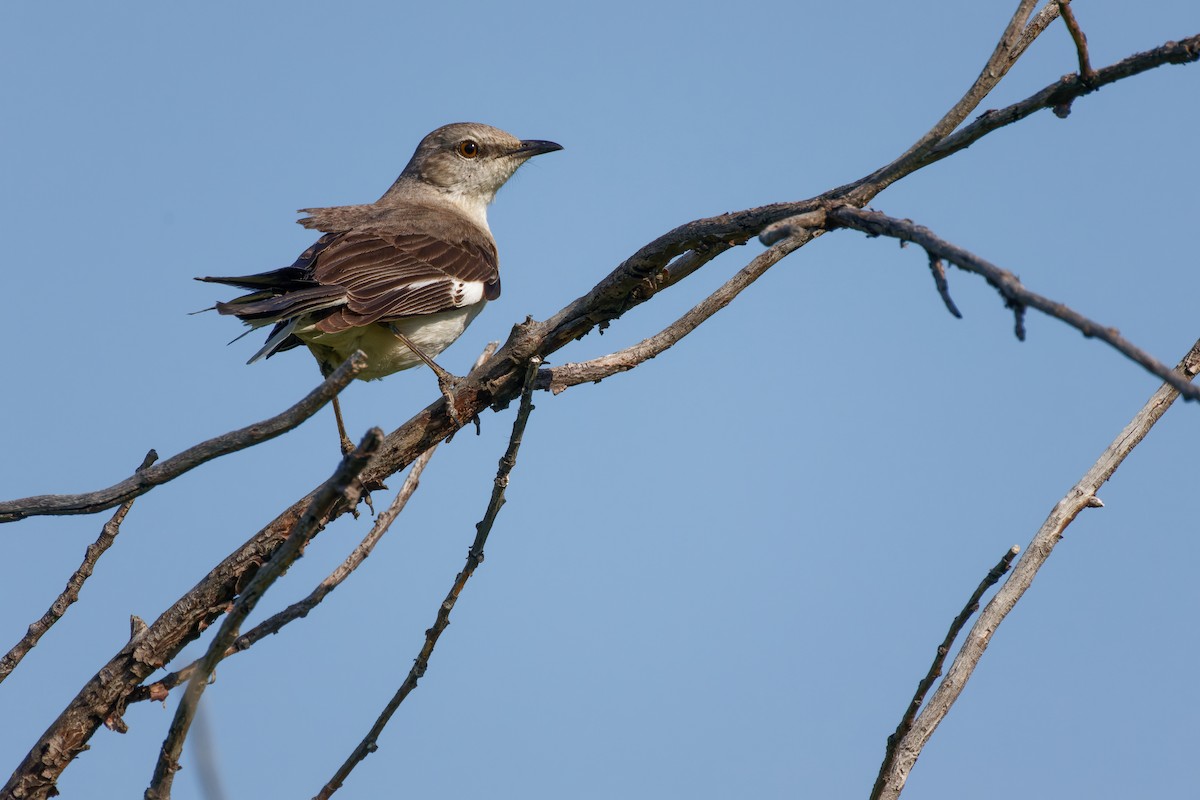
(824, 206, 1200, 401)
(127, 344, 502, 708)
(0, 451, 158, 683)
(538, 229, 811, 393)
(0, 352, 367, 524)
(128, 443, 439, 706)
(872, 339, 1200, 800)
(869, 546, 1020, 800)
(144, 429, 382, 800)
(1057, 1, 1096, 83)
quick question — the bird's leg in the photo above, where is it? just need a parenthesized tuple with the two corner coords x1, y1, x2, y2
(319, 362, 357, 456)
(391, 330, 467, 425)
(331, 395, 356, 456)
(319, 364, 374, 514)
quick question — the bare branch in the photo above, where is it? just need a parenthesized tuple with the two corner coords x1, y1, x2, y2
(315, 357, 542, 800)
(869, 546, 1019, 800)
(0, 451, 158, 683)
(129, 443, 439, 706)
(827, 206, 1200, 402)
(1057, 1, 1096, 83)
(145, 429, 383, 800)
(506, 32, 1199, 369)
(0, 352, 368, 524)
(129, 347, 504, 708)
(618, 29, 1200, 269)
(926, 33, 1200, 164)
(873, 339, 1200, 800)
(538, 230, 812, 393)
(1009, 2, 1066, 64)
(848, 0, 1059, 195)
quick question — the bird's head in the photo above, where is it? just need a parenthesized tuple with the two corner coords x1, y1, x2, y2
(398, 122, 562, 208)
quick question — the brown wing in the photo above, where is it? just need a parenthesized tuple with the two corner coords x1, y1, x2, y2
(311, 231, 500, 334)
(200, 230, 500, 335)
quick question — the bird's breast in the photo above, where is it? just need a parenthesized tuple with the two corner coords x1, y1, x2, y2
(298, 303, 486, 381)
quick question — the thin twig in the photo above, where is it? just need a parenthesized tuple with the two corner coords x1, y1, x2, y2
(537, 231, 811, 393)
(129, 346, 504, 707)
(315, 357, 543, 800)
(848, 0, 1056, 195)
(872, 339, 1200, 800)
(869, 546, 1019, 800)
(1009, 2, 1065, 67)
(925, 256, 962, 319)
(145, 429, 382, 800)
(237, 446, 433, 636)
(129, 444, 439, 705)
(0, 351, 368, 524)
(543, 3, 1061, 323)
(827, 206, 1200, 402)
(0, 451, 158, 683)
(926, 33, 1199, 164)
(1057, 1, 1096, 83)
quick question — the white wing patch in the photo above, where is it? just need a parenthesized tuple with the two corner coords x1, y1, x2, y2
(400, 278, 443, 291)
(453, 280, 486, 307)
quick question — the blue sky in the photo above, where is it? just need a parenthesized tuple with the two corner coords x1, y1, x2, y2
(2, 2, 1198, 798)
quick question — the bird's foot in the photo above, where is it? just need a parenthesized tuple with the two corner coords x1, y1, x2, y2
(389, 329, 471, 427)
(437, 371, 468, 428)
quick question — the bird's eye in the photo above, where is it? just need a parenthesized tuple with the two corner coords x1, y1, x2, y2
(457, 140, 479, 159)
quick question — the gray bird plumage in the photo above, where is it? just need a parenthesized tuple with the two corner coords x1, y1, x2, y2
(199, 122, 562, 382)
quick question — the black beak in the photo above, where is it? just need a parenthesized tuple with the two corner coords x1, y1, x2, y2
(510, 139, 563, 158)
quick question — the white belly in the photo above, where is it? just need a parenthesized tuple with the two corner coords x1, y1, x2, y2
(298, 303, 485, 381)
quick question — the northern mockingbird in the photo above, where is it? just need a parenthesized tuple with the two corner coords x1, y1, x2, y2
(199, 122, 561, 451)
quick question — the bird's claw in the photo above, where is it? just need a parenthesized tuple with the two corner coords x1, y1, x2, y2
(438, 372, 467, 427)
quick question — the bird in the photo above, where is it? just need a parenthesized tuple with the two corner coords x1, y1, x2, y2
(199, 122, 562, 452)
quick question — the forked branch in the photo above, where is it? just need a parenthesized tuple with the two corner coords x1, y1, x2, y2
(869, 546, 1019, 800)
(128, 443, 439, 706)
(145, 429, 382, 800)
(1057, 1, 1096, 82)
(538, 230, 812, 393)
(872, 339, 1200, 800)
